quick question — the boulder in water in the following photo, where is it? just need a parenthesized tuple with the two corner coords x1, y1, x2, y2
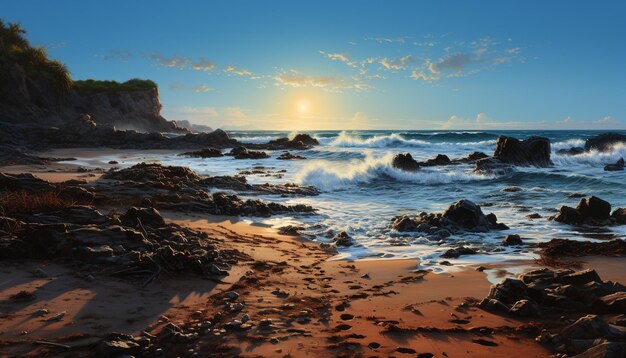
(551, 196, 621, 226)
(493, 136, 552, 167)
(391, 153, 420, 171)
(604, 157, 625, 171)
(226, 146, 269, 159)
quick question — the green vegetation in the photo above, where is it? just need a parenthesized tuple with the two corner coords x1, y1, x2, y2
(0, 20, 72, 99)
(73, 78, 157, 96)
(0, 19, 158, 100)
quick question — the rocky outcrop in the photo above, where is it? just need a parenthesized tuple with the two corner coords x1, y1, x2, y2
(479, 268, 626, 357)
(226, 146, 269, 159)
(277, 152, 306, 160)
(475, 136, 552, 174)
(0, 62, 183, 133)
(550, 196, 626, 226)
(391, 153, 420, 171)
(493, 136, 552, 166)
(246, 134, 319, 151)
(537, 238, 626, 257)
(585, 133, 626, 152)
(0, 121, 236, 150)
(391, 200, 508, 238)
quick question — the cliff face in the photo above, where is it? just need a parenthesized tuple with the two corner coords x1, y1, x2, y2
(0, 63, 183, 133)
(63, 87, 178, 132)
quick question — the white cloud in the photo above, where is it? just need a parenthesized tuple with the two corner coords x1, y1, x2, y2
(149, 53, 216, 72)
(223, 65, 254, 77)
(169, 83, 214, 93)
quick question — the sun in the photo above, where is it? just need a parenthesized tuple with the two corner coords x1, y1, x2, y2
(296, 99, 311, 114)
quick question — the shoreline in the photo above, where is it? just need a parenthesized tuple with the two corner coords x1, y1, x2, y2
(1, 147, 625, 357)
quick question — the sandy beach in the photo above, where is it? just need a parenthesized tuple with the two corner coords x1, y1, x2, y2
(2, 154, 625, 357)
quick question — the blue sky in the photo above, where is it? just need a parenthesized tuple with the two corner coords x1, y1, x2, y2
(4, 1, 626, 130)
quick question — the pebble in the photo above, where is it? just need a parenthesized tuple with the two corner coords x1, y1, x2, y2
(226, 291, 239, 300)
(241, 314, 250, 323)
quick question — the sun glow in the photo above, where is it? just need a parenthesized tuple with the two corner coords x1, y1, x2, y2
(296, 98, 311, 114)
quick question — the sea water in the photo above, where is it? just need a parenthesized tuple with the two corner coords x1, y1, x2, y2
(67, 130, 626, 270)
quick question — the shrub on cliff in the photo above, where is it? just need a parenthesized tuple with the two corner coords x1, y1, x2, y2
(0, 20, 72, 99)
(73, 78, 158, 95)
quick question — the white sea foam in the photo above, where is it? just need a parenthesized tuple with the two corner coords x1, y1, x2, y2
(552, 143, 626, 167)
(295, 154, 491, 190)
(324, 131, 496, 149)
(551, 139, 586, 151)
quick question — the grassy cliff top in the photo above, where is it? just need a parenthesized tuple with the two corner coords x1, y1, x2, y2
(73, 79, 158, 96)
(1, 19, 158, 98)
(0, 20, 71, 98)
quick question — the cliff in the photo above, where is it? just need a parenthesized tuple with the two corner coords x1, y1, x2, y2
(0, 20, 184, 133)
(0, 64, 183, 133)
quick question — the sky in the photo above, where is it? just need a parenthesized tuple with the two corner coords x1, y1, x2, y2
(3, 0, 626, 130)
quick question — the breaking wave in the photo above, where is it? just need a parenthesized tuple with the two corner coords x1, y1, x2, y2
(295, 154, 491, 191)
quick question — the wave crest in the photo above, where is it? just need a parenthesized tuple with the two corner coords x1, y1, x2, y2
(324, 131, 496, 149)
(295, 154, 491, 191)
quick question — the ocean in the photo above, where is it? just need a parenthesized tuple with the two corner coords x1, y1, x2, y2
(68, 130, 626, 271)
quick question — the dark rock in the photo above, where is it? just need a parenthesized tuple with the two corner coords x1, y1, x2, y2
(561, 269, 602, 286)
(391, 200, 507, 235)
(390, 215, 420, 232)
(465, 151, 489, 161)
(557, 147, 585, 156)
(441, 246, 477, 259)
(474, 157, 513, 174)
(551, 196, 617, 226)
(508, 299, 540, 317)
(442, 200, 491, 230)
(421, 154, 451, 166)
(291, 134, 319, 146)
(577, 196, 612, 220)
(478, 298, 510, 314)
(487, 278, 529, 304)
(585, 133, 626, 152)
(179, 148, 223, 158)
(226, 146, 269, 159)
(392, 153, 420, 171)
(596, 292, 626, 313)
(493, 136, 552, 167)
(572, 342, 626, 358)
(260, 134, 319, 150)
(604, 157, 625, 171)
(612, 208, 626, 224)
(333, 231, 354, 247)
(277, 152, 306, 160)
(537, 239, 626, 258)
(120, 207, 166, 228)
(501, 234, 524, 246)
